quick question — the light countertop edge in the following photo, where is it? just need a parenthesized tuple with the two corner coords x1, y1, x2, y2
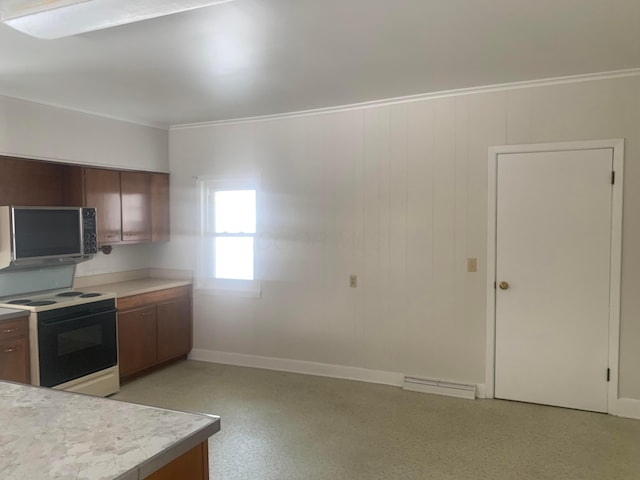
(0, 307, 29, 321)
(81, 279, 193, 299)
(0, 381, 220, 480)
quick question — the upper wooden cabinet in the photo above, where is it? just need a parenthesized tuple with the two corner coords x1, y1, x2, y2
(84, 168, 123, 245)
(83, 168, 170, 246)
(151, 173, 170, 242)
(121, 171, 152, 243)
(0, 155, 83, 207)
(0, 156, 169, 246)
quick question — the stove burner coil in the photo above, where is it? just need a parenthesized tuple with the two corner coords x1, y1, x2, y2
(56, 291, 84, 297)
(7, 299, 32, 305)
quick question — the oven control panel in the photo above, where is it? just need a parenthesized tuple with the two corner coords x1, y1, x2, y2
(82, 208, 99, 255)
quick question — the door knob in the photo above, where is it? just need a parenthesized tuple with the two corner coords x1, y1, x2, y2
(499, 281, 510, 290)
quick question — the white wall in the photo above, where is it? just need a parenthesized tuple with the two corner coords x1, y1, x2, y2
(0, 95, 168, 171)
(164, 75, 640, 400)
(0, 95, 169, 276)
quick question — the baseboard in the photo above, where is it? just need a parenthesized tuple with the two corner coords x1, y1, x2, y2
(616, 398, 640, 420)
(189, 349, 485, 398)
(189, 349, 404, 386)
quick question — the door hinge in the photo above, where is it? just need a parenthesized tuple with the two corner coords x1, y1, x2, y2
(606, 368, 611, 382)
(611, 171, 615, 185)
(494, 281, 497, 289)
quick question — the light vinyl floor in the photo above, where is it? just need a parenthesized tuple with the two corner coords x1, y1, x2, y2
(113, 360, 640, 480)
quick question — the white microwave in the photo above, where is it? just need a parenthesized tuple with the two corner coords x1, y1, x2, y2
(0, 206, 98, 271)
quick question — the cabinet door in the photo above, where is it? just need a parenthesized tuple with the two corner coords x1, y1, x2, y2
(84, 168, 122, 245)
(151, 173, 170, 242)
(0, 337, 29, 384)
(156, 298, 191, 362)
(118, 306, 157, 377)
(121, 171, 151, 243)
(0, 156, 66, 206)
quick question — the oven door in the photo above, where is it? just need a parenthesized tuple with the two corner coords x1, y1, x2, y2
(37, 308, 117, 387)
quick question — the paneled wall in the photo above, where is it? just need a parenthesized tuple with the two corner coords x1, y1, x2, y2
(164, 75, 640, 399)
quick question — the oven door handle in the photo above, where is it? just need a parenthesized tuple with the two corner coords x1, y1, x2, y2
(38, 309, 117, 327)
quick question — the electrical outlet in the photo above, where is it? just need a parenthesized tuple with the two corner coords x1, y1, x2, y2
(349, 275, 358, 288)
(467, 258, 477, 273)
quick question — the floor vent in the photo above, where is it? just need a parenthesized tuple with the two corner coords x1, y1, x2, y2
(403, 376, 476, 400)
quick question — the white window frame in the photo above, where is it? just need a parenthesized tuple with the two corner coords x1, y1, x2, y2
(195, 176, 261, 298)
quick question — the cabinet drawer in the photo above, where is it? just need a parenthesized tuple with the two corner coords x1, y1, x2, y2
(0, 336, 30, 384)
(117, 285, 191, 311)
(0, 317, 29, 341)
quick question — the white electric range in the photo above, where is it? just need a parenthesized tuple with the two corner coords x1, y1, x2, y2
(0, 267, 119, 397)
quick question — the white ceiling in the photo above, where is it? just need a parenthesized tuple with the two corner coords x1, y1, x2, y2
(0, 0, 639, 128)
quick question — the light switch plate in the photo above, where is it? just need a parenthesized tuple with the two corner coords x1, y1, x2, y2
(467, 258, 477, 273)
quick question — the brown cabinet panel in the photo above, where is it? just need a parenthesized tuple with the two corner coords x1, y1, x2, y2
(0, 316, 30, 384)
(151, 173, 170, 242)
(61, 165, 85, 207)
(0, 156, 66, 206)
(117, 285, 191, 312)
(0, 337, 29, 383)
(84, 168, 122, 245)
(0, 156, 169, 246)
(117, 286, 192, 382)
(145, 441, 209, 480)
(157, 298, 191, 362)
(117, 306, 157, 377)
(121, 171, 151, 243)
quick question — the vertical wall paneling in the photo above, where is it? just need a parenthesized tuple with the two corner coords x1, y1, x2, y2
(167, 76, 640, 397)
(430, 99, 457, 377)
(404, 101, 435, 376)
(453, 97, 470, 380)
(388, 104, 409, 373)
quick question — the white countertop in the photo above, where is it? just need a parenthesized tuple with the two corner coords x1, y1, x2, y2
(0, 382, 220, 480)
(0, 307, 28, 321)
(82, 279, 192, 298)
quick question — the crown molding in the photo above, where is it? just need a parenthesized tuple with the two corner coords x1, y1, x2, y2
(170, 68, 640, 130)
(0, 91, 168, 130)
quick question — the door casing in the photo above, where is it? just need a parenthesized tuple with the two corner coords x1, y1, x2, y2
(485, 139, 624, 415)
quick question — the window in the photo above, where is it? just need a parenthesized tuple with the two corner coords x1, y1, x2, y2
(197, 178, 260, 297)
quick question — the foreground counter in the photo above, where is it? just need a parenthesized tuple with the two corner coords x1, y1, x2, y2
(0, 381, 220, 480)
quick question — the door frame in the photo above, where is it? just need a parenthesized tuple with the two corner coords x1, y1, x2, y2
(485, 139, 624, 414)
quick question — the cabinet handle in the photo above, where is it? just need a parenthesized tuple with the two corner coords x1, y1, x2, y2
(141, 312, 153, 316)
(1, 328, 18, 334)
(3, 347, 17, 353)
(106, 234, 119, 239)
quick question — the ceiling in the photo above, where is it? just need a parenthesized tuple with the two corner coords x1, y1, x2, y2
(0, 0, 639, 128)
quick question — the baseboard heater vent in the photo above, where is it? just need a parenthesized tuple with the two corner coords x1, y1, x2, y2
(403, 376, 476, 400)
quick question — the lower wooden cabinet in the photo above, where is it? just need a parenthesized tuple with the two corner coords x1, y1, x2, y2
(0, 316, 30, 384)
(145, 441, 209, 480)
(157, 298, 190, 363)
(118, 306, 157, 376)
(117, 286, 192, 380)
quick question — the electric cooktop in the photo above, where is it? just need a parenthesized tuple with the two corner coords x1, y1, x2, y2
(0, 290, 116, 312)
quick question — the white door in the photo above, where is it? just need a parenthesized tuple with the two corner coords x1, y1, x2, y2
(494, 148, 613, 413)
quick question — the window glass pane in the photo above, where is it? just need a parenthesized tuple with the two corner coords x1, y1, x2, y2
(215, 190, 256, 233)
(215, 237, 254, 280)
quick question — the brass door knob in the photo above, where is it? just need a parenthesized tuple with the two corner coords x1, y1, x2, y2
(499, 281, 510, 290)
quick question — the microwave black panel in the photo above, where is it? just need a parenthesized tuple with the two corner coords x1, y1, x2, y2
(13, 208, 82, 259)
